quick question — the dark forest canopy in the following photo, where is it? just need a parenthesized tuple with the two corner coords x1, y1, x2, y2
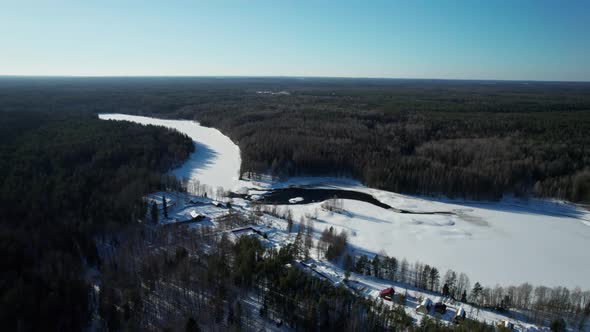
(0, 110, 194, 331)
(1, 77, 590, 202)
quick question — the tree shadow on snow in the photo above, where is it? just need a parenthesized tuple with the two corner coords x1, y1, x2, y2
(172, 141, 219, 180)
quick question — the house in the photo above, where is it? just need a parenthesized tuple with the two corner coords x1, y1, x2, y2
(190, 210, 205, 221)
(379, 287, 395, 301)
(433, 302, 447, 314)
(416, 298, 433, 314)
(229, 226, 264, 241)
(453, 307, 466, 323)
(497, 320, 514, 330)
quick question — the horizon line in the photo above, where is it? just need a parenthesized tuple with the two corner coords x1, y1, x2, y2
(0, 74, 589, 84)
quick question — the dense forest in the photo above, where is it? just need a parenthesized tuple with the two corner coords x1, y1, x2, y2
(1, 77, 589, 202)
(0, 110, 193, 331)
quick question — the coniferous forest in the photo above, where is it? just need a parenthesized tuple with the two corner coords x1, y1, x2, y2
(0, 110, 193, 331)
(2, 77, 589, 202)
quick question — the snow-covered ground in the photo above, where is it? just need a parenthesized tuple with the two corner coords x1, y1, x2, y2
(208, 200, 546, 330)
(268, 192, 590, 289)
(99, 114, 590, 289)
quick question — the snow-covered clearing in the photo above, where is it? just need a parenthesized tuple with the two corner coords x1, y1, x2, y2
(267, 187, 590, 289)
(99, 114, 590, 290)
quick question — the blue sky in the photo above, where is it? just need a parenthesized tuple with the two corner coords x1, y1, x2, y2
(1, 0, 589, 81)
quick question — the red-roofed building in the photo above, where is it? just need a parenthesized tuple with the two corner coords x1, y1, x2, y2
(379, 287, 395, 301)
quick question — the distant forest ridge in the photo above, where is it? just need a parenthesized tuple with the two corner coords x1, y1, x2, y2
(1, 77, 589, 203)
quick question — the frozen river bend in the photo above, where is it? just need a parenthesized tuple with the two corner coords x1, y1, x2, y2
(99, 113, 242, 190)
(100, 114, 590, 289)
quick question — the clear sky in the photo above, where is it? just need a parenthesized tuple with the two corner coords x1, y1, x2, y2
(1, 0, 589, 81)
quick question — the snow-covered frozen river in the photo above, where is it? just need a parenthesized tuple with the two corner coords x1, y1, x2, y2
(99, 114, 590, 289)
(99, 113, 242, 191)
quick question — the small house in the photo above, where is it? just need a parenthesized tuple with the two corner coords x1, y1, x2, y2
(433, 302, 447, 314)
(190, 210, 205, 221)
(379, 287, 395, 301)
(453, 307, 466, 323)
(416, 298, 433, 314)
(497, 320, 514, 330)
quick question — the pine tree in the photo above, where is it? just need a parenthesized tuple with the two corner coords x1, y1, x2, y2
(293, 223, 304, 260)
(286, 209, 293, 233)
(356, 255, 369, 275)
(442, 283, 450, 297)
(343, 253, 354, 272)
(550, 318, 566, 332)
(372, 256, 381, 278)
(162, 195, 168, 218)
(471, 282, 483, 304)
(150, 202, 159, 224)
(429, 268, 440, 291)
(304, 219, 313, 259)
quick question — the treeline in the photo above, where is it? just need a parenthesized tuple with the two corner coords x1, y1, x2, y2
(3, 77, 589, 201)
(347, 252, 590, 329)
(0, 110, 194, 331)
(217, 103, 590, 202)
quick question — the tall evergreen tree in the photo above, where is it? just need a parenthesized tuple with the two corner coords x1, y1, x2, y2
(162, 195, 168, 218)
(150, 202, 159, 224)
(372, 255, 381, 278)
(304, 218, 313, 259)
(472, 282, 483, 304)
(429, 268, 440, 291)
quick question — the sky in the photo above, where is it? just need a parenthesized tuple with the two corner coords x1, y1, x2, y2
(1, 0, 589, 81)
